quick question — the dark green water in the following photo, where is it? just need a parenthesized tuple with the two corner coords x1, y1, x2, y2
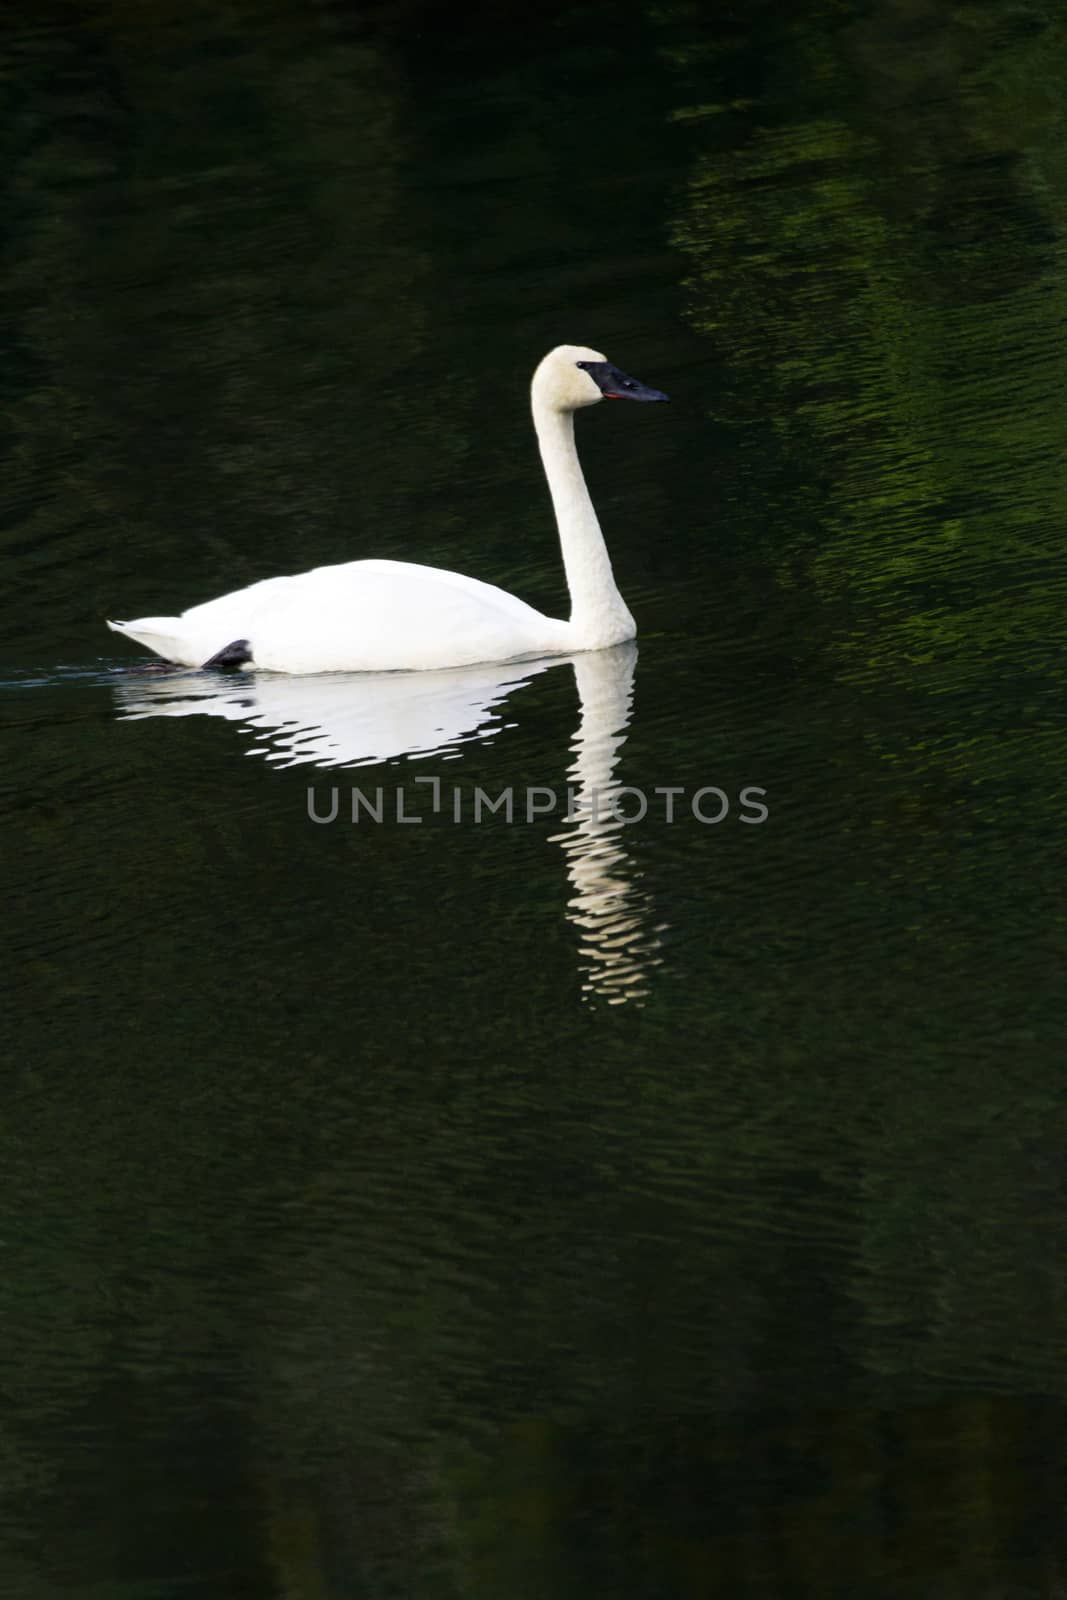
(5, 0, 1067, 1594)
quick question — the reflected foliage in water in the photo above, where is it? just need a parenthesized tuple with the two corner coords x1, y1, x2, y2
(667, 0, 1067, 693)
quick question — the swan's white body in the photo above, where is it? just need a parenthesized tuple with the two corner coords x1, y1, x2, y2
(110, 560, 573, 674)
(107, 345, 663, 674)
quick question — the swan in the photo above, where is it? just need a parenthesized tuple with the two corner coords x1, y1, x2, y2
(106, 345, 668, 674)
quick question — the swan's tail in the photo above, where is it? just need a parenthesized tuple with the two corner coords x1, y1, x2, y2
(107, 616, 195, 666)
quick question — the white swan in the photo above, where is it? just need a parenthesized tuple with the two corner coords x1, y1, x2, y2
(106, 344, 668, 674)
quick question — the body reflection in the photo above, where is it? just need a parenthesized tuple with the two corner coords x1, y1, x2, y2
(113, 645, 663, 1003)
(112, 658, 552, 767)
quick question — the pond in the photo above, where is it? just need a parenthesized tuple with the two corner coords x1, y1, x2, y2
(4, 1, 1067, 1594)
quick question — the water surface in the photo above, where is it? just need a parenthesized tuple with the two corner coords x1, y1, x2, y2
(4, 1, 1067, 1594)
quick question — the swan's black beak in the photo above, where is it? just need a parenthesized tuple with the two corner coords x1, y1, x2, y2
(576, 360, 670, 402)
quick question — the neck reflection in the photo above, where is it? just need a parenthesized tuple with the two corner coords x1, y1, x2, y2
(552, 643, 663, 1007)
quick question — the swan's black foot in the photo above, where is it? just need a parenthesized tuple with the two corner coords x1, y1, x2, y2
(202, 638, 253, 670)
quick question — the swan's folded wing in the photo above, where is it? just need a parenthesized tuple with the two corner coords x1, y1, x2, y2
(243, 559, 569, 673)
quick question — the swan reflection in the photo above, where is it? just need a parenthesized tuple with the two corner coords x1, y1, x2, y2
(552, 645, 664, 1006)
(114, 644, 663, 1003)
(112, 658, 548, 768)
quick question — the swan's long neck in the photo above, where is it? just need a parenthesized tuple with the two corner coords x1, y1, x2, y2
(533, 401, 635, 649)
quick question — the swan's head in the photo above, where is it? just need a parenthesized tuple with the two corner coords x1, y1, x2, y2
(532, 344, 670, 413)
